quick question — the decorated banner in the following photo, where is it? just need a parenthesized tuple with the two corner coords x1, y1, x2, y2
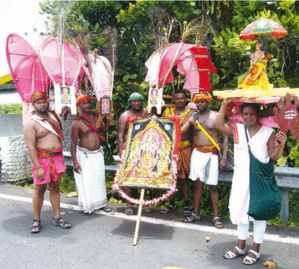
(113, 116, 181, 205)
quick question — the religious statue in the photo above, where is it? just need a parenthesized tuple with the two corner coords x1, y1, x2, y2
(237, 43, 272, 90)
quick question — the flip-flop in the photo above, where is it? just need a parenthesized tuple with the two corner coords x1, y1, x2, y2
(101, 206, 112, 213)
(183, 206, 191, 217)
(30, 218, 41, 233)
(143, 207, 154, 213)
(160, 204, 174, 215)
(125, 206, 134, 215)
(224, 246, 246, 260)
(183, 213, 201, 223)
(242, 250, 260, 265)
(212, 216, 224, 229)
(53, 217, 71, 229)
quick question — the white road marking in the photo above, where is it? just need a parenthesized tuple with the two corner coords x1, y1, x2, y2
(1, 193, 298, 245)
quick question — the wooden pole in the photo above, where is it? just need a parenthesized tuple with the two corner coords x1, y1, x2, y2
(133, 189, 145, 246)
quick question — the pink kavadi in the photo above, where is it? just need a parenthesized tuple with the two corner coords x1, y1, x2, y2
(145, 43, 216, 95)
(6, 34, 50, 103)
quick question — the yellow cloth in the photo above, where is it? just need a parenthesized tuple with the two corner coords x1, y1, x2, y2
(164, 107, 191, 124)
(179, 140, 190, 148)
(238, 59, 270, 90)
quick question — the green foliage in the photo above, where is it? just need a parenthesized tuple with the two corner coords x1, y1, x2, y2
(0, 104, 22, 115)
(60, 167, 76, 194)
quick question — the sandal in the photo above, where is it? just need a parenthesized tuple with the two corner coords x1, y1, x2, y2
(143, 207, 154, 213)
(224, 246, 246, 260)
(183, 213, 201, 223)
(242, 250, 260, 265)
(53, 217, 72, 229)
(30, 218, 41, 233)
(101, 206, 112, 213)
(125, 205, 134, 215)
(212, 216, 224, 229)
(160, 204, 174, 215)
(183, 206, 191, 217)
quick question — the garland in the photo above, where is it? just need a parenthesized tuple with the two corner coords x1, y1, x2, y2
(165, 107, 190, 124)
(112, 116, 181, 205)
(74, 114, 104, 141)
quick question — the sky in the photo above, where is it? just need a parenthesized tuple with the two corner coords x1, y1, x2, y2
(0, 0, 48, 77)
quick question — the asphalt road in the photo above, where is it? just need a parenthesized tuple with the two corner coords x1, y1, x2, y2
(0, 183, 298, 269)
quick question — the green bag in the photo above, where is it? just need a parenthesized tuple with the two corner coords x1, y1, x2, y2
(245, 128, 281, 220)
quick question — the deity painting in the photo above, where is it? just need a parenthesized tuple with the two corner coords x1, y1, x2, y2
(148, 87, 163, 114)
(114, 117, 181, 189)
(150, 88, 159, 105)
(100, 96, 110, 115)
(60, 87, 71, 104)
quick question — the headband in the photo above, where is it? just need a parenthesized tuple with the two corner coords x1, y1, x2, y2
(192, 92, 212, 103)
(31, 91, 47, 104)
(76, 95, 91, 106)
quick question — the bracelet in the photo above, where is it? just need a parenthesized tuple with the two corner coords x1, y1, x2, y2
(218, 112, 226, 116)
(73, 160, 78, 164)
(35, 165, 43, 170)
(278, 144, 284, 149)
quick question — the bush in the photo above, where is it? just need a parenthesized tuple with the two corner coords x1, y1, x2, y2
(0, 104, 22, 114)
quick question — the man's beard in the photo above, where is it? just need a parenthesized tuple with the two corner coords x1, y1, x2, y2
(35, 109, 48, 115)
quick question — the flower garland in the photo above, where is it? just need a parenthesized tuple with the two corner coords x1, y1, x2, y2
(112, 116, 181, 205)
(74, 114, 105, 141)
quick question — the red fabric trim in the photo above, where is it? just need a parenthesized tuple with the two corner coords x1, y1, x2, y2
(232, 123, 239, 144)
(166, 115, 181, 157)
(127, 116, 142, 123)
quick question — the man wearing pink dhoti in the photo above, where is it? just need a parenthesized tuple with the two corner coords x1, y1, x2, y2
(24, 92, 71, 233)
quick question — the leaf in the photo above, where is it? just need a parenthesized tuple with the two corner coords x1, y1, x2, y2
(277, 156, 287, 167)
(129, 74, 137, 79)
(262, 260, 277, 268)
(205, 236, 211, 242)
(123, 73, 130, 82)
(66, 192, 78, 198)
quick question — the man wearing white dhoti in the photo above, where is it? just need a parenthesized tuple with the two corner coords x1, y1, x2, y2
(181, 92, 228, 228)
(216, 100, 287, 265)
(71, 95, 113, 214)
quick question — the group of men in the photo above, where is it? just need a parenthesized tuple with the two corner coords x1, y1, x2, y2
(160, 90, 228, 228)
(24, 89, 228, 233)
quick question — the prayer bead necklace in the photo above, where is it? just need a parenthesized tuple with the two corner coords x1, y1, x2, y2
(198, 110, 210, 124)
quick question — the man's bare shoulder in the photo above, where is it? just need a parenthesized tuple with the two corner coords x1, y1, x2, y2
(209, 110, 219, 122)
(23, 119, 38, 136)
(24, 118, 36, 130)
(119, 111, 129, 120)
(71, 119, 81, 128)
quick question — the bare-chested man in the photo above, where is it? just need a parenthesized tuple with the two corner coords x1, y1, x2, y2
(160, 90, 193, 217)
(117, 92, 152, 215)
(24, 92, 71, 233)
(71, 95, 112, 214)
(181, 92, 228, 228)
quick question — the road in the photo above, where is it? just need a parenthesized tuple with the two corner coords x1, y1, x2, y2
(0, 183, 298, 269)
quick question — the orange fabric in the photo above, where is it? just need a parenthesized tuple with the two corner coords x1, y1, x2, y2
(177, 143, 191, 179)
(192, 92, 212, 103)
(76, 95, 91, 105)
(193, 145, 218, 155)
(37, 149, 63, 180)
(31, 91, 47, 104)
